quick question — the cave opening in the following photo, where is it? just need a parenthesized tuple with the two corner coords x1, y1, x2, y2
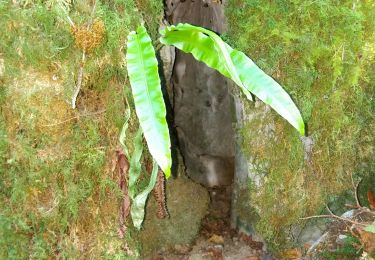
(152, 1, 270, 258)
(165, 0, 237, 232)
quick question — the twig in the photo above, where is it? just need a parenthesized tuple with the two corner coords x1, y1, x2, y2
(71, 0, 97, 109)
(71, 51, 86, 109)
(58, 2, 75, 27)
(66, 15, 75, 27)
(350, 171, 362, 208)
(300, 214, 367, 227)
(300, 205, 367, 227)
(87, 0, 97, 29)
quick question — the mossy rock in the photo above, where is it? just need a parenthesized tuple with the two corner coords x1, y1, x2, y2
(139, 176, 209, 256)
(0, 1, 165, 258)
(226, 0, 375, 253)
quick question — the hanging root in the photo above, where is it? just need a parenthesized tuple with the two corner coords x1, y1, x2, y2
(115, 149, 130, 239)
(153, 170, 169, 219)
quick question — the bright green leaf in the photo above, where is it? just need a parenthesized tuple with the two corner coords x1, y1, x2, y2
(119, 95, 131, 158)
(187, 24, 254, 101)
(126, 127, 159, 229)
(126, 25, 172, 178)
(131, 159, 159, 229)
(128, 127, 144, 196)
(364, 221, 375, 233)
(160, 23, 305, 136)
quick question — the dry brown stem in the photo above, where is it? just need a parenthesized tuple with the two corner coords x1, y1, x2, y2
(116, 149, 130, 239)
(153, 170, 169, 219)
(300, 205, 367, 227)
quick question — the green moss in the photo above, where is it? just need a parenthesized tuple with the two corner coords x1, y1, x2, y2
(138, 177, 209, 256)
(226, 0, 375, 252)
(0, 1, 164, 258)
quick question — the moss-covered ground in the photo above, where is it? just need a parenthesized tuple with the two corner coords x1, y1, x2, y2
(1, 0, 374, 257)
(0, 1, 164, 258)
(225, 0, 375, 253)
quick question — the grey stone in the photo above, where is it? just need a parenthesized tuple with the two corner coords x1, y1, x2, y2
(166, 0, 235, 188)
(139, 176, 209, 255)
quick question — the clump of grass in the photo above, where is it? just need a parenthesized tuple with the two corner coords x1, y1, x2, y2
(226, 0, 375, 252)
(0, 1, 164, 258)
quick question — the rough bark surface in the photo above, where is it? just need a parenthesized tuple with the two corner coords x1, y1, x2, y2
(166, 0, 235, 187)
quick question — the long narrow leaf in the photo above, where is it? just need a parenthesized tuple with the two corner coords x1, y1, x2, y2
(119, 95, 131, 158)
(126, 127, 158, 229)
(128, 127, 144, 195)
(126, 25, 172, 178)
(157, 27, 252, 100)
(131, 159, 159, 229)
(189, 24, 254, 101)
(160, 23, 305, 136)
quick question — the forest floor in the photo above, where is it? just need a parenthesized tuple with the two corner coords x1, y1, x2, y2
(145, 185, 375, 260)
(148, 187, 273, 260)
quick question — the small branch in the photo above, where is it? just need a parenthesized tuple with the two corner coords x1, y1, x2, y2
(350, 171, 362, 208)
(71, 51, 86, 109)
(58, 2, 75, 27)
(87, 0, 97, 29)
(300, 205, 367, 227)
(300, 214, 367, 227)
(71, 1, 97, 110)
(66, 15, 75, 27)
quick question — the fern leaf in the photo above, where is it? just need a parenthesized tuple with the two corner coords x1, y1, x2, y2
(126, 25, 172, 178)
(160, 23, 305, 136)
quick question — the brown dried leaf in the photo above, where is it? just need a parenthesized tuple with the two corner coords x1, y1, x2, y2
(353, 225, 375, 253)
(367, 190, 375, 210)
(153, 169, 169, 219)
(116, 150, 130, 239)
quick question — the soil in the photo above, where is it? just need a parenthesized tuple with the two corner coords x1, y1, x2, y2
(148, 186, 274, 260)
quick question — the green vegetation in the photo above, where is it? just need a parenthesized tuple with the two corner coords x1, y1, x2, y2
(124, 22, 306, 229)
(319, 235, 362, 260)
(0, 1, 163, 258)
(1, 0, 374, 257)
(226, 0, 375, 252)
(126, 25, 172, 179)
(160, 23, 305, 135)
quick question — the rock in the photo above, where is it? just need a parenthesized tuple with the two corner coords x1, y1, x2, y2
(296, 219, 328, 246)
(336, 234, 348, 245)
(341, 210, 355, 219)
(306, 232, 329, 256)
(139, 176, 210, 256)
(166, 0, 235, 188)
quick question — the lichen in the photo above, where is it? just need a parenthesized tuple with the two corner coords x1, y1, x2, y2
(226, 0, 375, 253)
